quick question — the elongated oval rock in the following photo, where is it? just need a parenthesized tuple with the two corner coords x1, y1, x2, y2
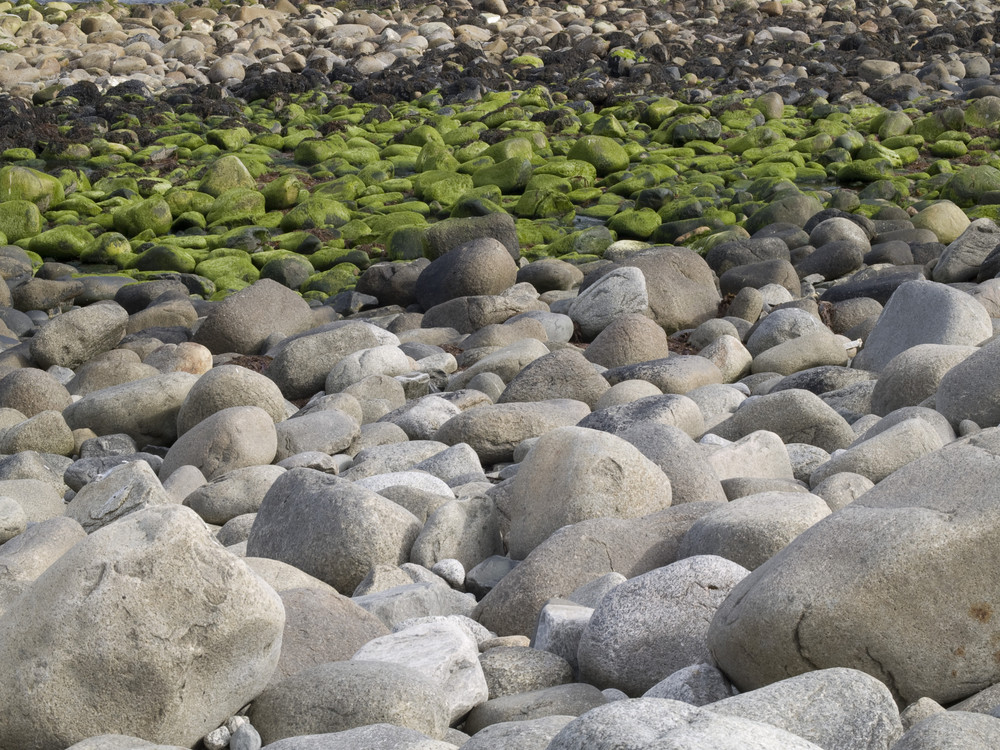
(0, 505, 284, 749)
(159, 405, 277, 481)
(29, 301, 128, 370)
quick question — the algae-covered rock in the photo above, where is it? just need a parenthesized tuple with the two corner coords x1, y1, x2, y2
(113, 195, 172, 238)
(940, 165, 1000, 207)
(262, 174, 303, 210)
(300, 264, 360, 296)
(279, 196, 351, 230)
(473, 157, 534, 194)
(206, 188, 266, 227)
(27, 225, 94, 262)
(198, 155, 257, 198)
(608, 208, 662, 241)
(80, 232, 131, 265)
(567, 136, 630, 176)
(132, 244, 197, 274)
(0, 165, 65, 211)
(0, 199, 41, 242)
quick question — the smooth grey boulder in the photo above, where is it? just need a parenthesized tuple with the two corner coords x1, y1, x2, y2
(416, 237, 518, 310)
(745, 308, 829, 357)
(271, 586, 389, 685)
(679, 491, 831, 570)
(0, 505, 284, 750)
(246, 468, 421, 594)
(479, 646, 574, 699)
(65, 460, 172, 534)
(621, 246, 722, 333)
(159, 406, 277, 482)
(176, 364, 286, 435)
(461, 715, 573, 750)
(379, 396, 462, 441)
(266, 322, 399, 401)
(352, 618, 488, 724)
(809, 418, 945, 486)
(325, 345, 413, 394)
(463, 684, 608, 735)
(409, 495, 503, 572)
(274, 409, 359, 462)
(568, 267, 649, 339)
(708, 427, 1000, 705)
(421, 285, 547, 334)
(498, 349, 609, 408)
(889, 711, 1000, 750)
(870, 344, 976, 416)
(30, 301, 128, 370)
(937, 336, 1000, 428)
(193, 279, 312, 355)
(248, 661, 450, 744)
(619, 424, 726, 504)
(433, 400, 591, 466)
(546, 698, 824, 749)
(709, 668, 902, 750)
(343, 440, 449, 480)
(811, 472, 875, 511)
(643, 663, 736, 706)
(63, 736, 187, 750)
(258, 724, 457, 750)
(353, 581, 477, 629)
(852, 280, 992, 372)
(708, 389, 855, 452)
(0, 409, 74, 456)
(506, 426, 672, 560)
(448, 338, 550, 391)
(750, 332, 849, 376)
(703, 431, 795, 482)
(475, 503, 718, 638)
(533, 598, 593, 674)
(577, 555, 749, 696)
(0, 367, 71, 417)
(931, 217, 1000, 283)
(602, 356, 724, 395)
(579, 394, 705, 439)
(582, 313, 669, 369)
(0, 515, 85, 616)
(63, 372, 198, 447)
(182, 465, 286, 525)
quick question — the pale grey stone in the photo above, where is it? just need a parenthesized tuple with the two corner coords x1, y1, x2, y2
(160, 406, 277, 481)
(65, 460, 172, 534)
(643, 663, 736, 705)
(182, 465, 285, 525)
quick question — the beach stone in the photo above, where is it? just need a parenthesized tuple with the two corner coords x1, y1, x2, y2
(811, 472, 875, 511)
(705, 237, 790, 276)
(464, 684, 609, 735)
(416, 238, 517, 310)
(936, 336, 1000, 428)
(620, 424, 727, 505)
(64, 372, 198, 446)
(182, 465, 285, 525)
(0, 368, 71, 416)
(582, 313, 669, 368)
(795, 241, 865, 281)
(356, 260, 426, 308)
(274, 409, 360, 462)
(870, 344, 976, 416)
(0, 495, 26, 544)
(142, 342, 213, 376)
(751, 332, 849, 376)
(911, 200, 970, 244)
(479, 646, 573, 699)
(412, 442, 485, 486)
(65, 460, 171, 534)
(267, 322, 399, 401)
(621, 247, 721, 333)
(0, 409, 74, 456)
(580, 394, 705, 440)
(506, 426, 672, 560)
(344, 440, 449, 480)
(159, 406, 277, 482)
(703, 430, 795, 482)
(0, 505, 283, 749)
(326, 345, 412, 393)
(498, 349, 608, 407)
(256, 724, 456, 750)
(352, 618, 488, 724)
(0, 477, 66, 524)
(353, 581, 477, 628)
(698, 335, 753, 383)
(474, 503, 718, 638)
(679, 491, 831, 570)
(567, 267, 648, 339)
(461, 715, 573, 750)
(546, 698, 824, 749)
(602, 356, 724, 395)
(709, 389, 855, 452)
(61, 735, 186, 750)
(852, 280, 992, 372)
(594, 380, 663, 410)
(176, 364, 286, 435)
(709, 668, 903, 750)
(30, 302, 128, 370)
(932, 218, 1000, 283)
(810, 418, 946, 486)
(248, 661, 450, 744)
(643, 663, 736, 705)
(577, 555, 749, 696)
(380, 396, 461, 441)
(745, 308, 828, 357)
(720, 259, 801, 298)
(425, 213, 519, 262)
(0, 516, 85, 614)
(410, 495, 502, 571)
(246, 468, 421, 594)
(433, 399, 590, 466)
(708, 427, 1000, 705)
(889, 711, 1000, 749)
(194, 280, 312, 355)
(533, 600, 594, 673)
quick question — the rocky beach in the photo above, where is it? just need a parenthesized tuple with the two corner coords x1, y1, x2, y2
(4, 0, 1000, 747)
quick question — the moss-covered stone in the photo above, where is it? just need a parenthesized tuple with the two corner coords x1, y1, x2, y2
(131, 244, 197, 273)
(386, 225, 429, 261)
(607, 207, 662, 240)
(0, 199, 41, 242)
(301, 263, 361, 296)
(260, 254, 314, 289)
(929, 139, 968, 158)
(27, 224, 93, 261)
(279, 196, 352, 230)
(0, 165, 65, 211)
(79, 231, 132, 265)
(112, 195, 172, 238)
(195, 253, 260, 285)
(198, 155, 256, 198)
(514, 188, 575, 221)
(940, 165, 1000, 207)
(472, 157, 534, 194)
(567, 136, 630, 177)
(206, 188, 266, 228)
(293, 139, 340, 166)
(308, 246, 370, 272)
(261, 174, 302, 210)
(206, 127, 252, 151)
